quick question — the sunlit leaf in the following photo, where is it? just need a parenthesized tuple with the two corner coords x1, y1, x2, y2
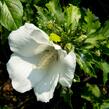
(64, 4, 81, 31)
(46, 0, 63, 24)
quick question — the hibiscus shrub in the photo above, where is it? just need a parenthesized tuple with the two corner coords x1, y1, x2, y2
(0, 0, 109, 109)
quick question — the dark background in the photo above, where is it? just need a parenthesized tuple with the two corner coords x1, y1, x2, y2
(81, 0, 109, 23)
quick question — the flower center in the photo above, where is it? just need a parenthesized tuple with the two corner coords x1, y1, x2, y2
(37, 47, 58, 69)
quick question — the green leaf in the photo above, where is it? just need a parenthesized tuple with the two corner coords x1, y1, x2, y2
(102, 46, 109, 56)
(46, 0, 63, 24)
(64, 43, 74, 52)
(83, 20, 109, 49)
(35, 0, 64, 36)
(23, 3, 34, 22)
(99, 62, 109, 84)
(35, 5, 48, 22)
(36, 0, 81, 37)
(82, 9, 101, 35)
(100, 100, 109, 109)
(99, 20, 109, 38)
(76, 53, 96, 77)
(84, 34, 105, 49)
(64, 4, 81, 31)
(81, 83, 101, 102)
(0, 0, 23, 30)
(60, 87, 73, 109)
(93, 103, 101, 109)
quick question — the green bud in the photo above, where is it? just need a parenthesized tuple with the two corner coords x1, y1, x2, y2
(64, 43, 74, 52)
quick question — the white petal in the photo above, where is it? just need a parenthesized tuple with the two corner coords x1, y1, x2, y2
(8, 23, 50, 57)
(53, 43, 61, 50)
(7, 54, 33, 92)
(7, 52, 57, 94)
(59, 51, 76, 87)
(32, 66, 59, 102)
(6, 53, 39, 93)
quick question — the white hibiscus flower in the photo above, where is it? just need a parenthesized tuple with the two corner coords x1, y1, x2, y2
(7, 23, 76, 102)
